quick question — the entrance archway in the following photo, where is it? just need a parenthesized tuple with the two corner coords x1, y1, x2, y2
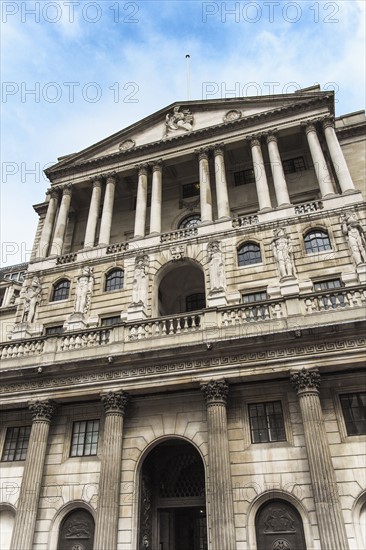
(255, 499, 307, 550)
(57, 508, 95, 550)
(157, 262, 206, 316)
(138, 439, 207, 550)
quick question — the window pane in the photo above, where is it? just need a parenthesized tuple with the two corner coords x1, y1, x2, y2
(340, 393, 366, 435)
(2, 426, 31, 462)
(304, 231, 331, 254)
(238, 243, 261, 266)
(249, 401, 286, 444)
(52, 280, 70, 301)
(179, 215, 201, 229)
(70, 420, 100, 457)
(105, 269, 124, 292)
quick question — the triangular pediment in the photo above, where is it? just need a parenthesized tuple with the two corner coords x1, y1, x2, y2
(46, 87, 332, 175)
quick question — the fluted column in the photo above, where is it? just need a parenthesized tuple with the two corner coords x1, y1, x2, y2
(213, 144, 230, 219)
(303, 122, 335, 197)
(201, 380, 236, 550)
(10, 400, 56, 550)
(198, 149, 213, 223)
(322, 117, 356, 194)
(94, 391, 129, 550)
(247, 136, 272, 211)
(149, 160, 163, 234)
(266, 132, 291, 206)
(134, 164, 148, 238)
(50, 184, 72, 255)
(37, 188, 59, 258)
(84, 177, 102, 247)
(291, 369, 349, 550)
(98, 174, 116, 246)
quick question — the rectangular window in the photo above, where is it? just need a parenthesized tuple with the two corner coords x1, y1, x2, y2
(339, 393, 366, 436)
(313, 279, 342, 291)
(242, 291, 268, 304)
(70, 420, 100, 457)
(248, 401, 286, 443)
(2, 426, 31, 461)
(45, 325, 64, 336)
(313, 279, 344, 309)
(283, 156, 306, 174)
(234, 169, 255, 186)
(182, 182, 200, 198)
(101, 316, 121, 327)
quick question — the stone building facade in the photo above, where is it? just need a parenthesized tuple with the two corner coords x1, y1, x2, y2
(0, 86, 365, 550)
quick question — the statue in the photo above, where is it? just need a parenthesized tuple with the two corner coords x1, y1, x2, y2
(340, 212, 366, 265)
(22, 276, 42, 323)
(165, 106, 194, 133)
(271, 229, 296, 279)
(74, 266, 94, 314)
(207, 240, 226, 291)
(131, 254, 149, 306)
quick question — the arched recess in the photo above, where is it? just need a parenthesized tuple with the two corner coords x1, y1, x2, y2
(135, 437, 208, 550)
(154, 259, 206, 317)
(353, 490, 366, 550)
(47, 500, 96, 550)
(247, 491, 315, 550)
(0, 503, 16, 550)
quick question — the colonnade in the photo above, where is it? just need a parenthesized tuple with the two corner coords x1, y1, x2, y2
(9, 369, 349, 550)
(37, 117, 355, 258)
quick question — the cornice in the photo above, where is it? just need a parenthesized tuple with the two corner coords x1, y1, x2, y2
(45, 95, 333, 180)
(336, 122, 366, 140)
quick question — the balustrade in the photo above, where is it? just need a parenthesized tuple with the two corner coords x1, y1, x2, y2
(59, 329, 110, 351)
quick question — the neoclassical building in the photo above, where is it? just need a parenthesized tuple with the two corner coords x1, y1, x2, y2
(1, 85, 365, 550)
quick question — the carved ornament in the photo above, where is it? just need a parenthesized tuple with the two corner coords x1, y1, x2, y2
(201, 379, 229, 405)
(119, 139, 136, 151)
(170, 244, 185, 261)
(290, 368, 320, 393)
(223, 109, 242, 122)
(101, 390, 129, 414)
(29, 399, 56, 422)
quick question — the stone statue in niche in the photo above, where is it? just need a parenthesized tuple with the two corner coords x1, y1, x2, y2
(271, 228, 296, 279)
(340, 212, 366, 265)
(22, 276, 42, 323)
(74, 266, 94, 314)
(207, 240, 226, 291)
(131, 253, 149, 306)
(165, 106, 194, 133)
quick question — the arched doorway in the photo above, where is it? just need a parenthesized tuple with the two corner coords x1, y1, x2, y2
(157, 262, 205, 316)
(139, 439, 207, 550)
(0, 507, 15, 550)
(255, 499, 306, 550)
(57, 508, 95, 550)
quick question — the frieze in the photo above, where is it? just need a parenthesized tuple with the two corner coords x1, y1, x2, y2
(1, 337, 364, 395)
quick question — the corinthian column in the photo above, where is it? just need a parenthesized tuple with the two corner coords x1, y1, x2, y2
(322, 117, 356, 194)
(134, 164, 148, 238)
(84, 177, 102, 247)
(303, 122, 335, 197)
(201, 380, 236, 550)
(10, 400, 56, 550)
(37, 187, 59, 258)
(50, 184, 72, 255)
(266, 132, 291, 206)
(247, 136, 272, 211)
(98, 174, 116, 246)
(198, 148, 213, 223)
(149, 160, 163, 234)
(94, 391, 129, 550)
(213, 144, 230, 219)
(291, 369, 349, 550)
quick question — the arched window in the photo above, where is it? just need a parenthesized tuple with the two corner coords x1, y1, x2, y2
(179, 214, 201, 229)
(238, 242, 262, 266)
(105, 269, 124, 292)
(52, 279, 70, 302)
(304, 230, 331, 254)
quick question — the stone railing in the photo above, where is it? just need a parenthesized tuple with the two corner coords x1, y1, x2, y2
(106, 242, 129, 254)
(160, 227, 198, 243)
(0, 339, 44, 359)
(304, 287, 366, 313)
(56, 253, 77, 265)
(232, 215, 259, 228)
(294, 200, 324, 214)
(127, 312, 201, 340)
(58, 329, 110, 351)
(221, 300, 284, 326)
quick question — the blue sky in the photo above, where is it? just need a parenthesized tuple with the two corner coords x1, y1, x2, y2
(1, 0, 365, 265)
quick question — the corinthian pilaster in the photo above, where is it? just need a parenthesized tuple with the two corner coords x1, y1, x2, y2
(94, 391, 130, 550)
(10, 400, 56, 550)
(291, 368, 349, 550)
(201, 380, 236, 550)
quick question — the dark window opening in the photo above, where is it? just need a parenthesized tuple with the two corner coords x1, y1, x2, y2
(186, 293, 205, 312)
(52, 280, 70, 302)
(304, 230, 331, 254)
(238, 243, 262, 266)
(249, 401, 286, 443)
(70, 420, 100, 457)
(234, 168, 255, 186)
(340, 392, 366, 436)
(182, 182, 200, 198)
(105, 269, 124, 292)
(283, 156, 306, 174)
(2, 426, 31, 461)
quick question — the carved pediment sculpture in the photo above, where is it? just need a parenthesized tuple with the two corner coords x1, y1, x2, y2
(165, 105, 194, 134)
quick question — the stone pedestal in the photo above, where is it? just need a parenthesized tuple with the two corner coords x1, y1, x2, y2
(291, 369, 349, 550)
(11, 322, 43, 340)
(279, 276, 299, 297)
(201, 380, 236, 550)
(63, 312, 88, 331)
(10, 400, 56, 550)
(341, 270, 359, 286)
(94, 391, 129, 550)
(356, 263, 366, 284)
(127, 303, 148, 321)
(207, 289, 228, 307)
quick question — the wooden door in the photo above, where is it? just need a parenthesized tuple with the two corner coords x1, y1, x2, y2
(255, 500, 306, 550)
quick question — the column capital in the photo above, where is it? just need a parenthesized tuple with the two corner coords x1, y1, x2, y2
(151, 158, 164, 172)
(266, 131, 279, 144)
(90, 176, 103, 188)
(196, 147, 210, 161)
(290, 367, 321, 394)
(29, 400, 57, 422)
(104, 172, 117, 184)
(301, 121, 317, 135)
(213, 143, 225, 156)
(322, 116, 335, 130)
(246, 134, 262, 147)
(46, 187, 60, 200)
(60, 183, 73, 196)
(135, 163, 149, 176)
(201, 379, 229, 406)
(101, 390, 130, 415)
